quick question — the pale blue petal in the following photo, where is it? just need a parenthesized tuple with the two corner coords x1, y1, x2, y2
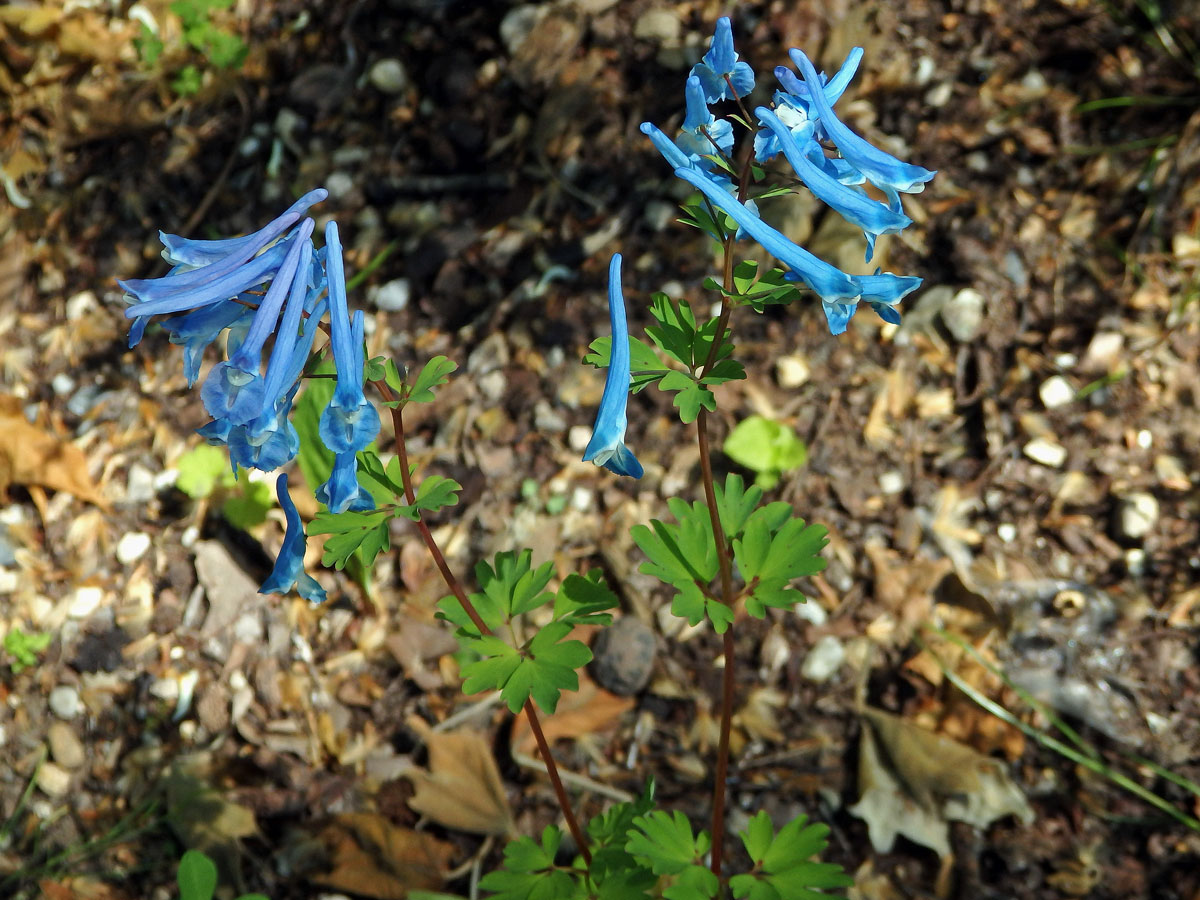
(260, 473, 326, 604)
(674, 166, 861, 306)
(583, 254, 643, 479)
(789, 48, 936, 195)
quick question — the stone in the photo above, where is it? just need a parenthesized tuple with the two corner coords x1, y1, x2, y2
(1116, 492, 1158, 541)
(372, 278, 410, 312)
(368, 58, 409, 94)
(801, 635, 845, 682)
(116, 531, 151, 565)
(590, 617, 656, 695)
(775, 354, 811, 389)
(37, 761, 72, 797)
(633, 8, 680, 43)
(49, 685, 82, 720)
(1039, 376, 1074, 409)
(46, 722, 85, 769)
(941, 288, 985, 342)
(1023, 437, 1067, 468)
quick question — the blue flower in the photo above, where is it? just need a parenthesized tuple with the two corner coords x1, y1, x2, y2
(318, 222, 381, 456)
(787, 49, 936, 204)
(316, 451, 377, 514)
(673, 165, 861, 309)
(755, 49, 863, 161)
(676, 75, 734, 164)
(756, 106, 911, 261)
(200, 217, 315, 428)
(690, 17, 755, 102)
(120, 189, 328, 337)
(583, 254, 643, 479)
(260, 473, 326, 603)
(161, 299, 254, 387)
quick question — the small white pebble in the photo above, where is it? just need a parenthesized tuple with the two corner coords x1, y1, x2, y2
(115, 532, 151, 565)
(367, 58, 409, 94)
(775, 355, 811, 389)
(1136, 429, 1153, 449)
(37, 761, 72, 798)
(48, 686, 82, 720)
(997, 523, 1017, 543)
(878, 470, 905, 495)
(1126, 547, 1147, 577)
(51, 374, 75, 396)
(1039, 375, 1075, 409)
(1024, 437, 1067, 468)
(568, 424, 592, 453)
(67, 585, 104, 619)
(569, 486, 592, 512)
(372, 278, 410, 312)
(801, 635, 845, 682)
(1117, 492, 1159, 540)
(794, 599, 827, 627)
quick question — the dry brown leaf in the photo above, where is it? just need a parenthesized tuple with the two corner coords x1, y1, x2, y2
(405, 717, 514, 836)
(0, 395, 106, 507)
(313, 812, 454, 900)
(849, 706, 1033, 857)
(510, 673, 633, 755)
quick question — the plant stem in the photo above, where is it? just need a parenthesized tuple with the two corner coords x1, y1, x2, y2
(371, 378, 592, 865)
(698, 235, 739, 879)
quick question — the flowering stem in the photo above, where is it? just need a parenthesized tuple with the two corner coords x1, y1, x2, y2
(698, 234, 739, 880)
(371, 377, 592, 866)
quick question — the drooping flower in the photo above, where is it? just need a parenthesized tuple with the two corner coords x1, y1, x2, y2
(675, 75, 735, 165)
(583, 254, 643, 479)
(260, 473, 326, 604)
(673, 165, 861, 310)
(755, 48, 864, 162)
(318, 222, 380, 456)
(200, 217, 315, 428)
(787, 48, 936, 206)
(756, 106, 911, 261)
(689, 16, 755, 103)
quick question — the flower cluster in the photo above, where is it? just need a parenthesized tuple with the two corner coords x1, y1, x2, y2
(642, 18, 935, 335)
(118, 189, 380, 601)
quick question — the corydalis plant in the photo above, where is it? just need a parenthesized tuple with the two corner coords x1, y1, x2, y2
(119, 190, 382, 599)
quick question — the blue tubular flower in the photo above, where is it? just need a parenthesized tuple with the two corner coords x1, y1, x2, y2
(583, 254, 643, 479)
(773, 47, 862, 113)
(163, 299, 254, 386)
(201, 217, 315, 427)
(260, 473, 326, 603)
(317, 451, 376, 514)
(789, 48, 936, 203)
(851, 270, 923, 324)
(154, 188, 328, 270)
(318, 222, 381, 455)
(756, 107, 911, 261)
(120, 189, 328, 335)
(674, 165, 861, 307)
(690, 16, 755, 102)
(676, 76, 734, 164)
(640, 121, 693, 170)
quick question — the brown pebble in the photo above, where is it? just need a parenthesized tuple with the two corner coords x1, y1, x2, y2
(46, 721, 86, 770)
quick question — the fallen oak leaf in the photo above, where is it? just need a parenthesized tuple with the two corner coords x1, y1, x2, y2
(405, 716, 514, 837)
(313, 812, 455, 900)
(0, 395, 107, 508)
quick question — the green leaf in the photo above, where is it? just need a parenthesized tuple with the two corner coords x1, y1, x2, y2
(406, 356, 457, 404)
(479, 826, 583, 900)
(731, 812, 852, 900)
(171, 64, 204, 96)
(713, 473, 765, 539)
(357, 449, 404, 506)
(584, 335, 667, 392)
(632, 498, 723, 628)
(309, 509, 393, 570)
(658, 370, 715, 424)
(3, 627, 52, 673)
(414, 474, 462, 515)
(135, 24, 165, 67)
(723, 415, 808, 488)
(175, 444, 232, 499)
(554, 570, 618, 626)
(480, 550, 556, 619)
(219, 475, 273, 530)
(736, 514, 828, 618)
(646, 293, 700, 369)
(178, 849, 217, 900)
(626, 812, 718, 900)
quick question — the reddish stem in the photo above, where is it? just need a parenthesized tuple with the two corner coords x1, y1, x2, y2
(370, 378, 591, 864)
